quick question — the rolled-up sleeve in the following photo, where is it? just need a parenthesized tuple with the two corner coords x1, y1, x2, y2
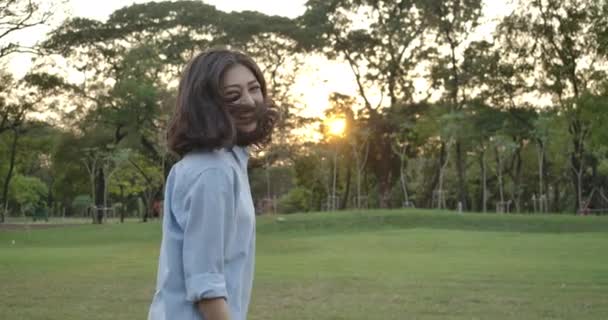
(182, 168, 235, 302)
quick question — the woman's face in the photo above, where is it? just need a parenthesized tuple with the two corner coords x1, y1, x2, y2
(221, 64, 264, 133)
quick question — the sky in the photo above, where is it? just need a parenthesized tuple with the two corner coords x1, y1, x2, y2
(5, 0, 516, 127)
(71, 0, 307, 19)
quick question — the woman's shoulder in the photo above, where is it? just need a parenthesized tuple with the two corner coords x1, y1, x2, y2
(172, 148, 234, 181)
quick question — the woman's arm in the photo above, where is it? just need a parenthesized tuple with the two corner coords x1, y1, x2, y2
(181, 169, 236, 319)
(197, 297, 230, 320)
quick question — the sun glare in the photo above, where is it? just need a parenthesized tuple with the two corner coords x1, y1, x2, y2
(326, 117, 346, 136)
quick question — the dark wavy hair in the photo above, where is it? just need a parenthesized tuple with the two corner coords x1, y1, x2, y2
(167, 48, 278, 157)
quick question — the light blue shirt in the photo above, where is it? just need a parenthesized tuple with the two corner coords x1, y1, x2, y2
(148, 146, 255, 320)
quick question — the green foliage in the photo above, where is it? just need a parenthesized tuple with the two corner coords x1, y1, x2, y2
(107, 151, 163, 199)
(71, 194, 93, 216)
(277, 187, 313, 214)
(8, 175, 48, 214)
(579, 92, 608, 147)
(579, 92, 608, 178)
(249, 166, 294, 202)
(498, 0, 605, 99)
(4, 0, 607, 218)
(50, 132, 91, 208)
(292, 153, 329, 210)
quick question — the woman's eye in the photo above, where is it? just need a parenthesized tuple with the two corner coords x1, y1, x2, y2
(224, 94, 240, 102)
(249, 86, 261, 92)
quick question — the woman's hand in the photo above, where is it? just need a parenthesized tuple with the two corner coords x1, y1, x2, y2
(197, 297, 230, 320)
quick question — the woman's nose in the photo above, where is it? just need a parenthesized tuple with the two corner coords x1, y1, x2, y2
(241, 93, 255, 106)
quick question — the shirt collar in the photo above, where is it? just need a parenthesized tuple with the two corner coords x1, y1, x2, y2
(229, 146, 249, 169)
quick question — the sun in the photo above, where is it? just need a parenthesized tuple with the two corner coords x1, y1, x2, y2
(325, 117, 346, 137)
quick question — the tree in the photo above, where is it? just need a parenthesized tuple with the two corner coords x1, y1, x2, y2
(291, 151, 330, 211)
(578, 92, 608, 211)
(108, 151, 163, 222)
(391, 136, 412, 208)
(8, 174, 47, 216)
(460, 37, 538, 212)
(1, 125, 20, 221)
(0, 0, 57, 61)
(413, 103, 455, 209)
(302, 0, 436, 207)
(51, 131, 94, 217)
(490, 134, 517, 213)
(0, 72, 62, 222)
(466, 101, 504, 212)
(425, 0, 484, 211)
(351, 127, 370, 209)
(498, 0, 607, 211)
(387, 101, 427, 208)
(318, 93, 354, 210)
(544, 111, 572, 212)
(41, 2, 306, 218)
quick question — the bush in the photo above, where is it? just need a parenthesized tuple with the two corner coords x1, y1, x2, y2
(8, 175, 49, 216)
(277, 187, 312, 214)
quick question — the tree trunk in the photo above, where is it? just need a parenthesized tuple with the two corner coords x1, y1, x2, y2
(426, 144, 444, 209)
(536, 141, 545, 212)
(570, 151, 584, 213)
(400, 168, 409, 205)
(94, 167, 105, 224)
(356, 164, 362, 209)
(479, 148, 487, 213)
(265, 165, 271, 199)
(379, 171, 392, 208)
(495, 146, 505, 208)
(341, 159, 352, 209)
(515, 149, 523, 213)
(576, 168, 583, 212)
(397, 145, 410, 207)
(509, 143, 523, 213)
(353, 141, 369, 209)
(364, 165, 369, 208)
(104, 171, 109, 221)
(569, 119, 587, 213)
(370, 119, 394, 208)
(552, 179, 561, 212)
(0, 129, 19, 223)
(119, 184, 125, 223)
(455, 141, 469, 211)
(142, 191, 153, 223)
(331, 149, 338, 210)
(436, 142, 449, 209)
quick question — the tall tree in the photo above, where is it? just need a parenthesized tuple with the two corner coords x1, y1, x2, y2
(498, 0, 607, 211)
(42, 1, 305, 210)
(466, 101, 504, 212)
(302, 0, 435, 207)
(0, 72, 61, 222)
(425, 0, 484, 210)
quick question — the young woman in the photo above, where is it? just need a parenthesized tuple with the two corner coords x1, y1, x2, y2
(148, 49, 278, 320)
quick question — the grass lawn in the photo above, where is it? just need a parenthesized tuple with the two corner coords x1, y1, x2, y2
(1, 209, 607, 319)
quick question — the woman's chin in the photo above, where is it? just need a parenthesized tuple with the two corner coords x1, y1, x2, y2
(238, 123, 257, 133)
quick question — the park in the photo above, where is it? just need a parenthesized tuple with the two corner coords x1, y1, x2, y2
(1, 0, 608, 319)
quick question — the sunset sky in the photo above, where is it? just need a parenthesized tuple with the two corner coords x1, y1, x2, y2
(5, 0, 516, 132)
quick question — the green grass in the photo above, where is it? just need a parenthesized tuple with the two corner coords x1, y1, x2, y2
(1, 209, 608, 319)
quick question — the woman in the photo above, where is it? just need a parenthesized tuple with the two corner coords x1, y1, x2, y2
(148, 48, 278, 320)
